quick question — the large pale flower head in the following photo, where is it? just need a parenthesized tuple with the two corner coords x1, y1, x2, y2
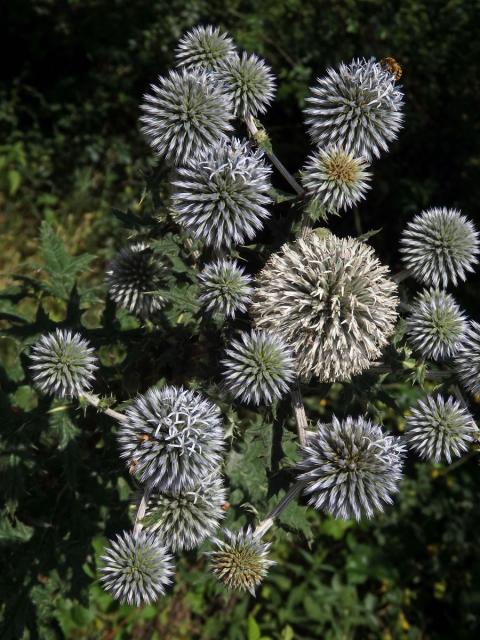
(175, 25, 236, 70)
(400, 207, 480, 288)
(171, 138, 272, 248)
(117, 386, 224, 493)
(252, 232, 398, 382)
(304, 58, 404, 161)
(139, 68, 234, 165)
(455, 321, 480, 395)
(198, 258, 253, 318)
(297, 416, 405, 520)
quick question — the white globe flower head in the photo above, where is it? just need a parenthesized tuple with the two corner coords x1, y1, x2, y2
(139, 67, 234, 165)
(198, 258, 253, 318)
(175, 25, 236, 70)
(455, 321, 480, 395)
(304, 57, 404, 161)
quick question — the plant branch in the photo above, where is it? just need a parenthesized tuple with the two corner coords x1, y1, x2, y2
(133, 486, 152, 536)
(253, 480, 306, 538)
(290, 379, 308, 447)
(81, 392, 127, 422)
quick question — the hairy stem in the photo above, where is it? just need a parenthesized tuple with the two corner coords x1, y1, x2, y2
(290, 379, 308, 447)
(253, 480, 306, 538)
(81, 392, 127, 422)
(133, 486, 152, 536)
(392, 269, 410, 284)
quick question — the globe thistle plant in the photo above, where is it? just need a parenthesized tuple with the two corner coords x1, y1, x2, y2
(455, 321, 480, 395)
(406, 395, 478, 463)
(142, 474, 227, 552)
(304, 58, 404, 161)
(198, 258, 253, 318)
(117, 386, 224, 493)
(406, 288, 467, 361)
(29, 329, 97, 398)
(222, 330, 296, 405)
(139, 68, 234, 165)
(215, 52, 276, 118)
(301, 145, 371, 214)
(171, 138, 272, 248)
(105, 243, 168, 320)
(175, 25, 236, 70)
(99, 530, 174, 606)
(400, 207, 480, 288)
(209, 527, 274, 595)
(251, 232, 398, 382)
(297, 416, 405, 520)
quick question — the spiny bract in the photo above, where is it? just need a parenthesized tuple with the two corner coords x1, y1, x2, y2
(175, 25, 236, 70)
(222, 330, 296, 405)
(99, 529, 174, 606)
(171, 138, 272, 248)
(251, 232, 398, 382)
(297, 416, 405, 520)
(304, 57, 404, 161)
(29, 329, 97, 398)
(198, 258, 253, 318)
(140, 67, 234, 165)
(117, 386, 224, 493)
(400, 207, 480, 288)
(455, 321, 480, 395)
(406, 394, 478, 463)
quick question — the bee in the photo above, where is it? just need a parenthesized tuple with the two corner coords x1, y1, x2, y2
(380, 57, 403, 81)
(222, 502, 231, 511)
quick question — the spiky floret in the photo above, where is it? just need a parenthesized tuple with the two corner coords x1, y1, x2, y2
(117, 386, 224, 493)
(105, 243, 168, 320)
(142, 474, 227, 552)
(29, 329, 97, 398)
(99, 530, 174, 606)
(171, 138, 272, 248)
(406, 288, 467, 361)
(209, 527, 274, 595)
(301, 145, 371, 214)
(304, 57, 404, 161)
(406, 395, 478, 463)
(139, 68, 234, 165)
(297, 416, 405, 520)
(198, 258, 253, 318)
(214, 52, 276, 118)
(175, 25, 236, 70)
(455, 321, 480, 395)
(400, 208, 480, 288)
(251, 232, 398, 382)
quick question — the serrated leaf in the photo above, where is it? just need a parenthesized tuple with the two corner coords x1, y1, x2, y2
(48, 407, 80, 449)
(0, 515, 34, 543)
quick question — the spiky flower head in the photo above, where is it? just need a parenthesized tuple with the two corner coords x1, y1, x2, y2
(142, 474, 227, 552)
(99, 529, 174, 606)
(175, 25, 236, 70)
(298, 416, 405, 520)
(406, 395, 478, 463)
(29, 329, 97, 398)
(140, 68, 234, 165)
(209, 527, 274, 595)
(105, 243, 168, 320)
(455, 321, 480, 395)
(117, 386, 224, 493)
(252, 232, 398, 382)
(406, 288, 467, 361)
(301, 144, 371, 214)
(400, 207, 480, 288)
(304, 57, 404, 161)
(215, 52, 276, 118)
(171, 138, 272, 248)
(198, 259, 253, 318)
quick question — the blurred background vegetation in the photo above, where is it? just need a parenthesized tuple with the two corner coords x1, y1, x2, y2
(2, 0, 480, 638)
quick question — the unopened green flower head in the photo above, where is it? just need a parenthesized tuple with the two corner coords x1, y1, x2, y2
(175, 25, 236, 70)
(455, 321, 480, 395)
(198, 259, 253, 318)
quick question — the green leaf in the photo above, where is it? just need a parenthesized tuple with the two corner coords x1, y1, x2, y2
(247, 615, 262, 640)
(48, 406, 80, 449)
(0, 515, 34, 543)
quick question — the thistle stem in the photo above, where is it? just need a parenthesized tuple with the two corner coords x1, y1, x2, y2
(392, 269, 409, 284)
(253, 480, 306, 539)
(290, 379, 308, 447)
(133, 486, 152, 536)
(81, 392, 127, 422)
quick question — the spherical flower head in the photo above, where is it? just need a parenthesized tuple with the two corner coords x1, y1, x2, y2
(117, 386, 224, 493)
(209, 527, 274, 596)
(304, 57, 404, 161)
(105, 243, 168, 320)
(301, 145, 371, 214)
(406, 288, 467, 361)
(139, 68, 234, 165)
(221, 330, 296, 405)
(99, 529, 174, 606)
(455, 321, 480, 395)
(198, 258, 253, 318)
(400, 207, 479, 288)
(29, 329, 97, 399)
(215, 52, 276, 117)
(171, 138, 272, 248)
(406, 395, 478, 463)
(142, 474, 227, 552)
(175, 25, 236, 70)
(252, 232, 398, 382)
(298, 416, 405, 520)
